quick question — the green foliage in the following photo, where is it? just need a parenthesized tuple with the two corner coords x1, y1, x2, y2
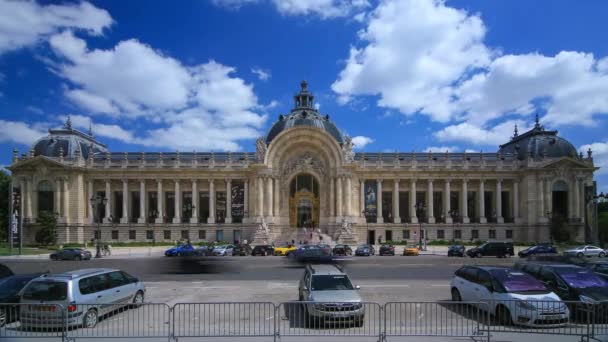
(0, 170, 10, 242)
(35, 211, 58, 246)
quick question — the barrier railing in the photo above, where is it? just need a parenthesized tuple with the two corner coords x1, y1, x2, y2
(2, 300, 607, 341)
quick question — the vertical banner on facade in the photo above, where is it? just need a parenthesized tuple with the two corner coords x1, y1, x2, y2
(10, 184, 21, 251)
(231, 182, 244, 219)
(364, 181, 377, 218)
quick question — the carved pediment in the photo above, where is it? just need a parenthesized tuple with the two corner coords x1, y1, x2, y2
(281, 152, 326, 179)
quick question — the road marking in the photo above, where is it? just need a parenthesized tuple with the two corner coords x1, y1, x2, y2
(430, 284, 450, 287)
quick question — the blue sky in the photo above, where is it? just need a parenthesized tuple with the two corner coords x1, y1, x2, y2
(0, 0, 607, 191)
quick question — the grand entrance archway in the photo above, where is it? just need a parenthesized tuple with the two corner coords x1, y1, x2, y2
(289, 174, 320, 228)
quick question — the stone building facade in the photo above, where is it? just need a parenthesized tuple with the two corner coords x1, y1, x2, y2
(8, 82, 600, 245)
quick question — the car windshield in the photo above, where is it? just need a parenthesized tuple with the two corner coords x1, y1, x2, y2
(0, 276, 36, 294)
(311, 275, 354, 291)
(22, 281, 67, 301)
(407, 245, 417, 249)
(556, 268, 608, 288)
(489, 269, 547, 292)
(358, 245, 369, 249)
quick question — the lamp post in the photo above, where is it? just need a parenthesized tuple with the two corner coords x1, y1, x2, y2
(545, 211, 554, 244)
(90, 195, 108, 259)
(414, 202, 426, 250)
(585, 191, 606, 244)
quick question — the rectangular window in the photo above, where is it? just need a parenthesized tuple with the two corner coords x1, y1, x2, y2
(489, 229, 496, 239)
(403, 230, 410, 240)
(454, 229, 462, 239)
(131, 191, 140, 223)
(216, 230, 224, 242)
(182, 191, 193, 223)
(146, 230, 154, 240)
(128, 230, 136, 240)
(163, 230, 171, 240)
(386, 230, 393, 242)
(165, 192, 175, 222)
(472, 229, 479, 239)
(113, 191, 123, 223)
(181, 230, 189, 239)
(399, 191, 409, 223)
(148, 191, 158, 223)
(111, 230, 118, 240)
(96, 191, 106, 222)
(437, 230, 445, 239)
(198, 230, 206, 240)
(382, 191, 393, 222)
(199, 192, 210, 223)
(433, 191, 443, 222)
(506, 229, 513, 239)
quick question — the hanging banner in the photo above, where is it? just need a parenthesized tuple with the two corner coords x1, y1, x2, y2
(216, 191, 226, 223)
(364, 181, 377, 217)
(10, 185, 21, 250)
(231, 182, 244, 218)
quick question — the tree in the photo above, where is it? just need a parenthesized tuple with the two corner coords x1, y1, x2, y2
(35, 211, 58, 246)
(0, 170, 10, 242)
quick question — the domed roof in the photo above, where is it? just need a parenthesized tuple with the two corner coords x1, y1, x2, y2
(498, 119, 578, 161)
(32, 117, 109, 159)
(265, 81, 344, 145)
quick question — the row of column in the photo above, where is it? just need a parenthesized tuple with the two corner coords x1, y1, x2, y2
(537, 175, 583, 221)
(22, 177, 70, 221)
(91, 179, 249, 224)
(332, 176, 353, 218)
(254, 176, 280, 218)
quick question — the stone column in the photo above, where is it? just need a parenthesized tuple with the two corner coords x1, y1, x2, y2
(138, 180, 146, 223)
(479, 180, 487, 223)
(410, 179, 418, 223)
(427, 180, 435, 223)
(104, 179, 112, 223)
(336, 177, 343, 218)
(345, 176, 352, 217)
(62, 177, 69, 223)
(173, 180, 181, 223)
(573, 176, 580, 218)
(88, 180, 94, 223)
(513, 180, 520, 222)
(257, 177, 264, 219)
(444, 180, 452, 223)
(155, 179, 164, 223)
(496, 179, 504, 223)
(538, 177, 545, 222)
(244, 180, 249, 217)
(377, 179, 383, 223)
(545, 178, 552, 213)
(55, 179, 62, 218)
(461, 179, 470, 223)
(225, 179, 232, 223)
(120, 179, 129, 223)
(191, 180, 198, 223)
(330, 178, 335, 217)
(359, 180, 364, 217)
(393, 180, 400, 223)
(265, 177, 273, 218)
(208, 179, 216, 223)
(274, 177, 280, 217)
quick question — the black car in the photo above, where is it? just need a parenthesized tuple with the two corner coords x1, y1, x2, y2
(251, 245, 274, 256)
(515, 261, 608, 306)
(232, 245, 252, 256)
(332, 244, 353, 256)
(50, 248, 92, 261)
(585, 261, 608, 281)
(447, 245, 465, 257)
(0, 264, 13, 280)
(518, 244, 558, 258)
(379, 244, 395, 256)
(355, 244, 375, 256)
(466, 242, 514, 258)
(0, 274, 42, 327)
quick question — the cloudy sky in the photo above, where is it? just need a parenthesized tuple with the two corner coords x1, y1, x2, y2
(0, 0, 607, 190)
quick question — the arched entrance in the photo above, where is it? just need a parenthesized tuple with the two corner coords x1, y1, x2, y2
(289, 174, 320, 228)
(552, 180, 569, 218)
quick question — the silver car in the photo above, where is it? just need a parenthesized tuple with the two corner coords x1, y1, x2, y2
(564, 245, 606, 258)
(298, 264, 364, 327)
(19, 268, 145, 328)
(212, 244, 234, 256)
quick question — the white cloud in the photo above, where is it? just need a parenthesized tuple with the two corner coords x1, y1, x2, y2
(351, 135, 373, 149)
(0, 120, 47, 145)
(211, 0, 259, 9)
(0, 0, 112, 55)
(434, 120, 527, 147)
(61, 114, 135, 143)
(424, 146, 458, 153)
(272, 0, 369, 18)
(579, 141, 608, 175)
(251, 67, 271, 81)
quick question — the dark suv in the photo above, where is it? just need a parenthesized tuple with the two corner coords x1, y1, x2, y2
(379, 245, 395, 256)
(251, 245, 274, 256)
(466, 242, 513, 258)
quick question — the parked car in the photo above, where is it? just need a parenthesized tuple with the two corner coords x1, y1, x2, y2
(212, 244, 235, 256)
(447, 245, 465, 257)
(251, 245, 274, 256)
(274, 244, 296, 256)
(514, 261, 608, 306)
(564, 245, 606, 258)
(298, 264, 364, 327)
(354, 244, 375, 256)
(50, 248, 92, 261)
(232, 245, 252, 256)
(332, 244, 353, 256)
(194, 246, 215, 256)
(379, 244, 395, 256)
(0, 264, 14, 280)
(403, 244, 419, 256)
(20, 268, 145, 329)
(585, 261, 608, 281)
(451, 266, 569, 327)
(164, 244, 195, 257)
(0, 274, 42, 327)
(518, 244, 558, 258)
(466, 242, 514, 258)
(292, 245, 333, 263)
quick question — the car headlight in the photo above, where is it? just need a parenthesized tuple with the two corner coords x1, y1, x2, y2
(516, 301, 537, 311)
(580, 295, 598, 304)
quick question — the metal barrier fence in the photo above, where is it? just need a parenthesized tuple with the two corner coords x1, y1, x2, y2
(1, 300, 607, 341)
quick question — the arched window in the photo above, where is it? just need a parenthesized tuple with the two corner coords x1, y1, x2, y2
(38, 180, 54, 214)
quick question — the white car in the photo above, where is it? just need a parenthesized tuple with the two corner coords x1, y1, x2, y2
(563, 245, 606, 258)
(450, 266, 569, 327)
(212, 245, 234, 256)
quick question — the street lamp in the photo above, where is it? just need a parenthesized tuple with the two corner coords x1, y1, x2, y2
(414, 202, 426, 250)
(545, 211, 554, 244)
(90, 195, 108, 259)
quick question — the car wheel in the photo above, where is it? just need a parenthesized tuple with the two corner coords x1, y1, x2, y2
(132, 291, 144, 308)
(83, 308, 98, 328)
(600, 252, 606, 258)
(475, 252, 482, 258)
(451, 288, 462, 302)
(496, 305, 512, 326)
(577, 252, 584, 258)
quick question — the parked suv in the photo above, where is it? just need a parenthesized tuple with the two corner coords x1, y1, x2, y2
(298, 264, 364, 327)
(466, 242, 514, 258)
(251, 245, 274, 256)
(19, 268, 145, 329)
